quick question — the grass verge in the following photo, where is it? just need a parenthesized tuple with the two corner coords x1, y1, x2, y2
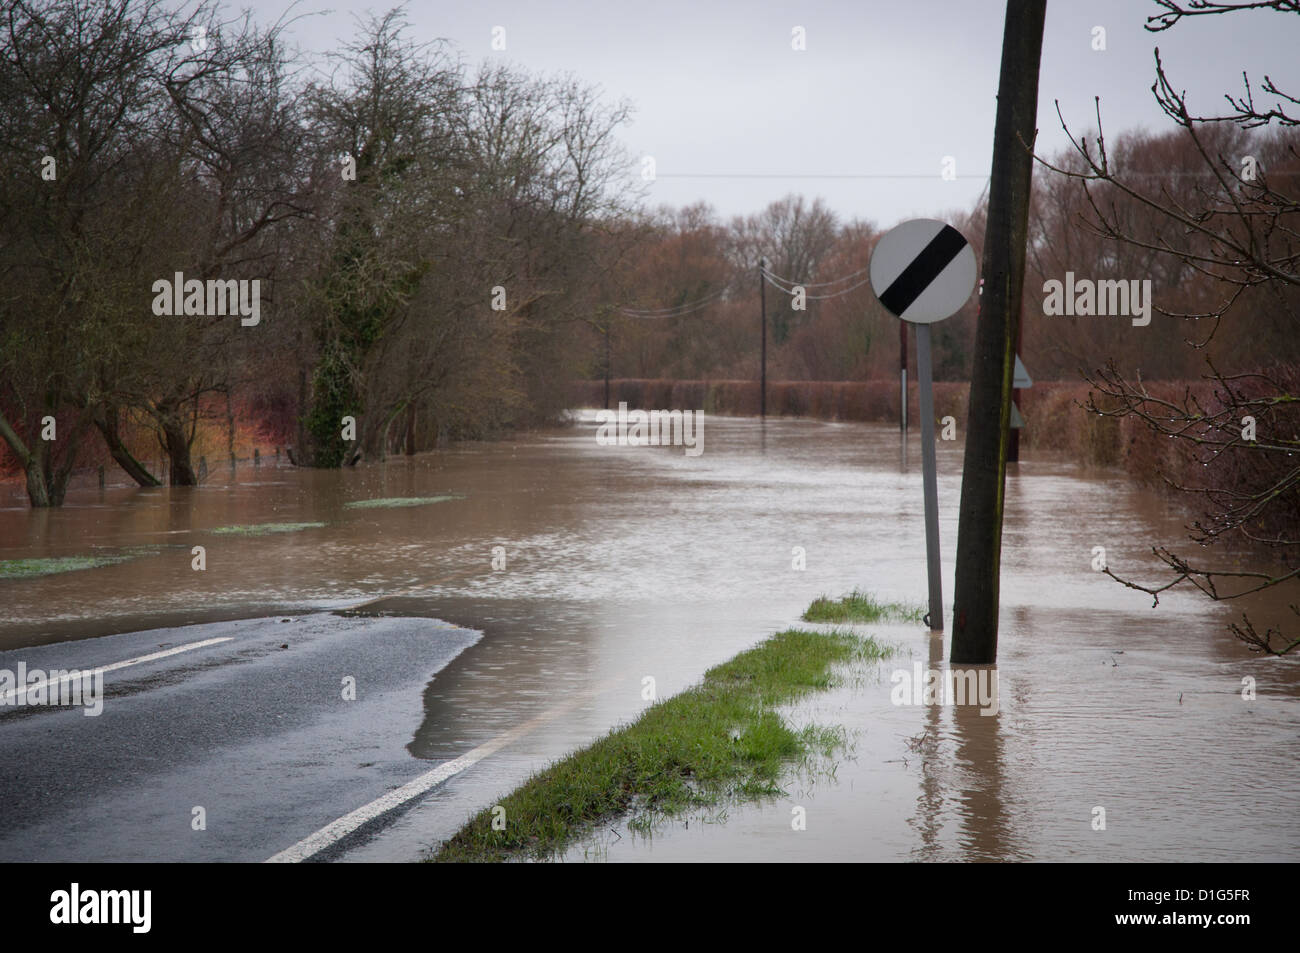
(801, 588, 924, 624)
(431, 627, 892, 863)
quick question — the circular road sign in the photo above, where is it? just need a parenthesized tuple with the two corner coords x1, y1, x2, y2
(869, 218, 977, 324)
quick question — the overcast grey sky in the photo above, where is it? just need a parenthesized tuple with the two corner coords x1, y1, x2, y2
(268, 0, 1299, 229)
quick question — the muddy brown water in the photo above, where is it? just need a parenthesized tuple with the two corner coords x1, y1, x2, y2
(1, 413, 1297, 861)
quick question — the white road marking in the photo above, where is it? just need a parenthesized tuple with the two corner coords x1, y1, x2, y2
(265, 690, 596, 863)
(0, 637, 234, 705)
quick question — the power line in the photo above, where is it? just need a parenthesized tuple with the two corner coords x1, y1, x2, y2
(651, 172, 992, 180)
(618, 284, 731, 318)
(619, 286, 726, 314)
(616, 261, 877, 318)
(762, 270, 874, 300)
(760, 263, 870, 288)
(649, 169, 1300, 180)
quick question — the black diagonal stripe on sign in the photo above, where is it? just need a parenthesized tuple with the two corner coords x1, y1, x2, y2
(878, 224, 968, 318)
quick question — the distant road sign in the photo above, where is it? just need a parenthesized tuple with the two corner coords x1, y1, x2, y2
(1013, 354, 1033, 389)
(870, 219, 977, 324)
(1010, 402, 1025, 429)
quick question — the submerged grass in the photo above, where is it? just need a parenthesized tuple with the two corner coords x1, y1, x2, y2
(343, 495, 460, 509)
(0, 549, 156, 580)
(801, 588, 925, 625)
(432, 627, 892, 863)
(209, 521, 326, 536)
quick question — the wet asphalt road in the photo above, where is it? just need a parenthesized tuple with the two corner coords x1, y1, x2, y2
(0, 613, 480, 862)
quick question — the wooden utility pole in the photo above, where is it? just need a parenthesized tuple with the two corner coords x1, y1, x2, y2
(951, 0, 1046, 665)
(759, 258, 768, 418)
(604, 321, 611, 410)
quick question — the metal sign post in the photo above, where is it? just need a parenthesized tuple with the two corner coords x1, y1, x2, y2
(870, 219, 977, 632)
(914, 322, 942, 630)
(899, 320, 908, 467)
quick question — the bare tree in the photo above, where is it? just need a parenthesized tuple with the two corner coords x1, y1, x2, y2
(0, 0, 308, 499)
(297, 15, 637, 465)
(0, 0, 220, 503)
(1037, 0, 1300, 653)
(730, 195, 839, 346)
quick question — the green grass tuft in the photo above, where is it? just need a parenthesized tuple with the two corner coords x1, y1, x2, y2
(0, 548, 160, 580)
(1, 555, 127, 579)
(209, 522, 326, 536)
(343, 496, 460, 509)
(801, 588, 925, 624)
(431, 627, 892, 863)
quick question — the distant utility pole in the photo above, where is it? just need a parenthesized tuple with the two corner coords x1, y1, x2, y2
(604, 321, 611, 411)
(759, 257, 768, 418)
(951, 0, 1046, 665)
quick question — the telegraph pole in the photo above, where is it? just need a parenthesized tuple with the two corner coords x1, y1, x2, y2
(759, 257, 768, 418)
(951, 0, 1047, 665)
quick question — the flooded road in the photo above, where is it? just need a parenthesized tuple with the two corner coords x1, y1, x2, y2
(1, 414, 1297, 861)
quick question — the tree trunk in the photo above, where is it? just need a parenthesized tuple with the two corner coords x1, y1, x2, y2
(46, 415, 90, 505)
(0, 408, 66, 507)
(225, 390, 236, 462)
(0, 411, 44, 506)
(94, 407, 162, 487)
(154, 404, 198, 486)
(163, 422, 197, 485)
(951, 0, 1047, 665)
(23, 455, 51, 507)
(404, 403, 416, 455)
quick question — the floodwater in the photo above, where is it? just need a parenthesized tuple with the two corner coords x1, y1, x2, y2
(1, 414, 1297, 862)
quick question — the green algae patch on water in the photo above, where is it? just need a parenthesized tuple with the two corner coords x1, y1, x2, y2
(343, 496, 461, 510)
(0, 547, 160, 580)
(801, 588, 925, 625)
(431, 627, 893, 863)
(208, 522, 326, 536)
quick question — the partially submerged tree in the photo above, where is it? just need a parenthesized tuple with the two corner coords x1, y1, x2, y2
(0, 0, 305, 499)
(1, 2, 634, 494)
(296, 14, 636, 465)
(0, 0, 215, 503)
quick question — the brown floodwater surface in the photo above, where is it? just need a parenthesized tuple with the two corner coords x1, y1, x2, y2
(1, 413, 1296, 861)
